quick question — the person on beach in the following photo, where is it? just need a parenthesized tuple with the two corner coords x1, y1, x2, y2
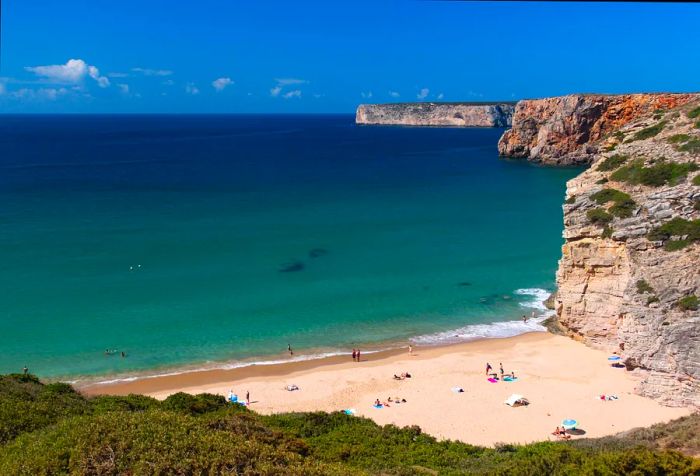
(352, 349, 357, 361)
(246, 391, 250, 405)
(357, 349, 361, 362)
(485, 363, 492, 375)
(499, 363, 504, 377)
(408, 344, 413, 356)
(288, 344, 293, 356)
(22, 366, 28, 375)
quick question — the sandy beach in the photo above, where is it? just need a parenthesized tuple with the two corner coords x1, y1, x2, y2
(83, 332, 690, 447)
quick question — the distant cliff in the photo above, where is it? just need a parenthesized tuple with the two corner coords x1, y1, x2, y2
(355, 102, 515, 127)
(555, 99, 700, 408)
(498, 93, 698, 165)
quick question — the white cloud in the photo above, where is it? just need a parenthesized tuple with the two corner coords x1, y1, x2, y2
(270, 85, 282, 97)
(118, 84, 129, 94)
(9, 87, 70, 101)
(26, 59, 109, 87)
(212, 77, 233, 91)
(360, 91, 373, 99)
(417, 88, 429, 100)
(283, 89, 302, 99)
(437, 93, 444, 100)
(185, 82, 200, 95)
(132, 67, 173, 76)
(275, 78, 307, 86)
(107, 72, 129, 78)
(88, 65, 110, 88)
(389, 91, 400, 98)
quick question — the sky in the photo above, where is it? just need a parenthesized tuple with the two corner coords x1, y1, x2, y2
(1, 1, 699, 113)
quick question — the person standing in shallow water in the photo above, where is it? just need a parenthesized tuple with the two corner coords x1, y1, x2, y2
(22, 366, 28, 375)
(288, 344, 293, 356)
(357, 349, 361, 362)
(352, 349, 356, 361)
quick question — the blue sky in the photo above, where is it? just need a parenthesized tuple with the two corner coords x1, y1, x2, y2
(1, 1, 699, 113)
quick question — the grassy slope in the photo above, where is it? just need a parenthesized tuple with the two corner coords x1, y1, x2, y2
(0, 375, 697, 475)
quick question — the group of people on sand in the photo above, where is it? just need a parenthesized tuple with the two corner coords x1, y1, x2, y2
(551, 426, 571, 440)
(375, 396, 407, 407)
(485, 362, 515, 380)
(351, 349, 362, 362)
(393, 372, 412, 380)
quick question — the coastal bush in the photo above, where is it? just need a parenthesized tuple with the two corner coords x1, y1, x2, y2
(678, 138, 700, 154)
(590, 188, 637, 218)
(596, 177, 609, 184)
(587, 208, 613, 226)
(678, 295, 699, 311)
(629, 121, 666, 142)
(648, 217, 700, 250)
(602, 226, 613, 238)
(565, 196, 576, 204)
(694, 175, 700, 186)
(636, 279, 655, 294)
(611, 159, 699, 187)
(687, 106, 700, 119)
(161, 392, 228, 415)
(694, 199, 700, 211)
(668, 133, 691, 144)
(597, 154, 628, 172)
(624, 414, 700, 457)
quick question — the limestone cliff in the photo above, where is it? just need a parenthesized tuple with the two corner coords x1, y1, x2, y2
(555, 100, 700, 407)
(355, 102, 515, 127)
(498, 94, 698, 165)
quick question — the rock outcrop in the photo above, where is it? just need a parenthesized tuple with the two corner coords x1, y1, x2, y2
(356, 102, 515, 127)
(555, 99, 700, 407)
(498, 94, 698, 165)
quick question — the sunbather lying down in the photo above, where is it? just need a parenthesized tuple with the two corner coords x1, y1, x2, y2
(393, 372, 412, 380)
(551, 427, 571, 440)
(387, 396, 407, 404)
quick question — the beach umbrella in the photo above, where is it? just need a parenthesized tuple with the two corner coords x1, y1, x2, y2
(562, 419, 578, 430)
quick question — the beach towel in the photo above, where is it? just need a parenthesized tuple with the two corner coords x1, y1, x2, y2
(503, 376, 518, 382)
(373, 404, 384, 409)
(343, 408, 356, 415)
(286, 384, 299, 391)
(488, 378, 498, 383)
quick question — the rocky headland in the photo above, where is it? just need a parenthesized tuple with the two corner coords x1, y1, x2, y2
(355, 102, 515, 127)
(498, 93, 698, 165)
(552, 99, 700, 408)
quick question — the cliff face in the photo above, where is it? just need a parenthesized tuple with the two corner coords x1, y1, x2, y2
(555, 100, 700, 407)
(498, 94, 698, 165)
(355, 102, 515, 127)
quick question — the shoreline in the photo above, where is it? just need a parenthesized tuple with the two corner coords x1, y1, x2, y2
(81, 332, 691, 447)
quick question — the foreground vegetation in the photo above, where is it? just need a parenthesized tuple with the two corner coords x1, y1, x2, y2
(0, 375, 698, 475)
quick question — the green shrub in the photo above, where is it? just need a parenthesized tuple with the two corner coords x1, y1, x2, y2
(647, 296, 660, 305)
(667, 134, 690, 144)
(678, 295, 699, 311)
(648, 217, 700, 251)
(602, 226, 613, 238)
(694, 175, 700, 186)
(687, 106, 700, 119)
(629, 121, 666, 142)
(636, 279, 654, 294)
(695, 120, 700, 129)
(161, 392, 228, 415)
(694, 199, 700, 211)
(611, 159, 699, 187)
(587, 208, 613, 226)
(565, 196, 576, 204)
(677, 138, 700, 153)
(597, 154, 628, 172)
(590, 188, 637, 218)
(596, 177, 609, 184)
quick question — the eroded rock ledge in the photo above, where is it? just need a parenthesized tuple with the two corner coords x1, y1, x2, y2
(498, 93, 698, 165)
(355, 102, 515, 127)
(555, 99, 700, 408)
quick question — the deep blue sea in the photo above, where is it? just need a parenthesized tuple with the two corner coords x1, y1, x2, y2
(0, 115, 580, 381)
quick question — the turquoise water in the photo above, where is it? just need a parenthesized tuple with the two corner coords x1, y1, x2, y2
(0, 115, 581, 380)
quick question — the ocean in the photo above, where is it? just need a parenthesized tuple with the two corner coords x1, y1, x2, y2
(0, 114, 581, 382)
